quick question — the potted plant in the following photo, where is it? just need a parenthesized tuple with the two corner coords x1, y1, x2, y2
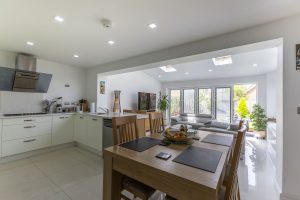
(157, 93, 170, 124)
(237, 97, 249, 119)
(250, 104, 268, 138)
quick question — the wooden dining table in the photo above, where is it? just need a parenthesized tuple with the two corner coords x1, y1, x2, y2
(103, 130, 234, 200)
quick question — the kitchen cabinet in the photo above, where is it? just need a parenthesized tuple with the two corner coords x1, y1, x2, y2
(86, 116, 103, 151)
(74, 115, 87, 145)
(52, 114, 74, 146)
(1, 116, 52, 157)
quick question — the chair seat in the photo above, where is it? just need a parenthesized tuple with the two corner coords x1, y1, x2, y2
(122, 177, 156, 199)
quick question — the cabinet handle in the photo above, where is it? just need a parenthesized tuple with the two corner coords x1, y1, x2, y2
(59, 117, 64, 119)
(23, 139, 36, 143)
(65, 117, 69, 119)
(92, 118, 98, 121)
(24, 125, 36, 129)
(24, 119, 34, 122)
(80, 116, 84, 119)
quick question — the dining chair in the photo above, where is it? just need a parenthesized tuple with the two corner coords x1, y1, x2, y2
(149, 112, 165, 134)
(112, 115, 156, 200)
(222, 125, 246, 200)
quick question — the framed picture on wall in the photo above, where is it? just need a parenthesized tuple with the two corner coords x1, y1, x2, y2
(100, 81, 105, 94)
(296, 44, 300, 70)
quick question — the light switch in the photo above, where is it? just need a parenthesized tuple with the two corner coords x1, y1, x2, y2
(297, 107, 300, 114)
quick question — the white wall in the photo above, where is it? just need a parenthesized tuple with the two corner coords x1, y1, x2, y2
(85, 14, 300, 200)
(97, 71, 161, 111)
(162, 74, 268, 111)
(266, 71, 278, 118)
(0, 51, 86, 114)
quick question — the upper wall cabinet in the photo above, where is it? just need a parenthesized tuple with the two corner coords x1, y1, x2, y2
(0, 67, 15, 91)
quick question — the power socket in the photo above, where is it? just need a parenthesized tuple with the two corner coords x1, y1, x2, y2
(298, 107, 300, 114)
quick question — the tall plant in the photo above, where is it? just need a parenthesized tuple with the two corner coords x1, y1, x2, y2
(157, 94, 169, 112)
(237, 97, 249, 118)
(250, 104, 267, 131)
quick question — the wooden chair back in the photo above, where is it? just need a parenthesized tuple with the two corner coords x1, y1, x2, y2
(149, 112, 165, 134)
(224, 125, 246, 200)
(112, 115, 139, 145)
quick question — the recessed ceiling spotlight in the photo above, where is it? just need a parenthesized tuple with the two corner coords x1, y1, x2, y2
(158, 75, 162, 78)
(184, 72, 189, 75)
(73, 54, 79, 58)
(148, 23, 157, 29)
(208, 69, 213, 72)
(212, 55, 232, 66)
(108, 40, 115, 45)
(160, 65, 176, 72)
(54, 15, 64, 22)
(253, 63, 258, 67)
(26, 41, 34, 46)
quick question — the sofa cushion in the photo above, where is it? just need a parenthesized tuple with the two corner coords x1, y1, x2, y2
(229, 123, 240, 131)
(210, 120, 230, 129)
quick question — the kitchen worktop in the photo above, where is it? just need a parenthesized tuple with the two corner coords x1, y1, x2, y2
(0, 112, 148, 119)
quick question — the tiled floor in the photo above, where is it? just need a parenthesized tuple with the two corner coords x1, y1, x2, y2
(0, 138, 279, 200)
(0, 147, 103, 200)
(238, 137, 279, 200)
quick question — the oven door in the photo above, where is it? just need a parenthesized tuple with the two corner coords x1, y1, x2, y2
(12, 71, 39, 92)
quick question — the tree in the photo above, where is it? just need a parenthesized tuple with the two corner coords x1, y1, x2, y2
(237, 97, 249, 118)
(250, 104, 267, 131)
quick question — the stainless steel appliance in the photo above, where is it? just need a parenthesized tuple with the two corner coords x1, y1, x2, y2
(0, 54, 52, 93)
(3, 112, 47, 117)
(103, 118, 113, 150)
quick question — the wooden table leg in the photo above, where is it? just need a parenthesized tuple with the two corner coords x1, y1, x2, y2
(103, 151, 123, 200)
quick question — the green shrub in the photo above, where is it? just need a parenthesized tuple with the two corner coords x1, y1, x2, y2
(250, 104, 267, 131)
(237, 97, 249, 118)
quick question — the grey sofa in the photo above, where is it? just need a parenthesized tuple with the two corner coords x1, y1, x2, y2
(170, 113, 214, 129)
(198, 120, 240, 135)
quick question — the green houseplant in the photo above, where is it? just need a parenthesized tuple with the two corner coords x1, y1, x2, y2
(157, 94, 170, 113)
(250, 104, 267, 131)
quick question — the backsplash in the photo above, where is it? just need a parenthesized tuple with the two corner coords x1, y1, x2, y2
(0, 91, 44, 114)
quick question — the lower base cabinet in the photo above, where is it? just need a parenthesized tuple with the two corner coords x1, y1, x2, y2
(86, 117, 103, 151)
(75, 115, 103, 151)
(52, 115, 74, 146)
(2, 134, 51, 157)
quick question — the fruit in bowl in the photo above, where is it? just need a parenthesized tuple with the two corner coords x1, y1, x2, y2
(164, 128, 191, 142)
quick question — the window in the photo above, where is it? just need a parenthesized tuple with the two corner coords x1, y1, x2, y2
(170, 89, 181, 117)
(183, 89, 195, 113)
(198, 88, 212, 114)
(216, 87, 231, 123)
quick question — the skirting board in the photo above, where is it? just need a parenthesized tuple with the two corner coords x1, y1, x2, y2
(281, 193, 300, 200)
(0, 142, 76, 164)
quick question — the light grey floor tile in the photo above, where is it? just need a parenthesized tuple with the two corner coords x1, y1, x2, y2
(48, 163, 99, 189)
(62, 174, 103, 200)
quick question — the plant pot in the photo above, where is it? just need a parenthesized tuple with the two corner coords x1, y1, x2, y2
(256, 130, 266, 139)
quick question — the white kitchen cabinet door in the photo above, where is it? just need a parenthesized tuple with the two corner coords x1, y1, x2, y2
(74, 115, 87, 145)
(52, 115, 74, 145)
(86, 116, 102, 151)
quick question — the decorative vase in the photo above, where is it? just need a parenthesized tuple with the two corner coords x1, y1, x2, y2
(113, 90, 121, 113)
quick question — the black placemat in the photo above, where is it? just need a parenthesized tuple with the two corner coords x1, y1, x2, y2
(202, 134, 233, 147)
(119, 137, 162, 152)
(173, 146, 222, 173)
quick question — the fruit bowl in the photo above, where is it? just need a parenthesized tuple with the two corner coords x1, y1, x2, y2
(163, 128, 192, 143)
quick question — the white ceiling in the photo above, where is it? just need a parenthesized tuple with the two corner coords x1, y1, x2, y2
(143, 47, 278, 82)
(0, 0, 298, 68)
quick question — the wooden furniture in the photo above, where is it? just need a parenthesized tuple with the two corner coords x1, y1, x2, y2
(104, 130, 233, 200)
(111, 115, 156, 200)
(149, 112, 165, 134)
(123, 109, 156, 131)
(223, 126, 246, 200)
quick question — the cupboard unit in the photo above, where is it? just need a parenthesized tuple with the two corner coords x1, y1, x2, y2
(52, 114, 74, 146)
